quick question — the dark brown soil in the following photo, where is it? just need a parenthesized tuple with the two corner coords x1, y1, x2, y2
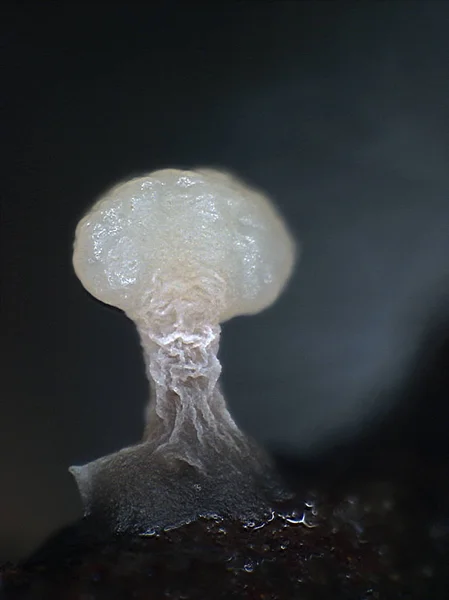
(2, 457, 449, 600)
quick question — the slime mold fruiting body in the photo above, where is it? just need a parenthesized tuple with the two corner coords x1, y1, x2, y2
(71, 169, 296, 532)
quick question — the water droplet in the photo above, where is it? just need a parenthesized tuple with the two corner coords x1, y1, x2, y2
(141, 528, 158, 537)
(286, 511, 318, 528)
(285, 511, 301, 523)
(211, 514, 224, 523)
(243, 560, 255, 573)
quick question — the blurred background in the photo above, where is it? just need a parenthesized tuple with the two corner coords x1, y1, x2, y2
(2, 1, 449, 560)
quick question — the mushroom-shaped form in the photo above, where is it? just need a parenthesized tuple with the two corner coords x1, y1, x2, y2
(71, 168, 296, 533)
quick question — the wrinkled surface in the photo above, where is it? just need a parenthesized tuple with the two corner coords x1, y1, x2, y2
(73, 169, 296, 323)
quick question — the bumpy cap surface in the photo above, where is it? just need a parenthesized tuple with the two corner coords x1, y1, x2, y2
(73, 168, 296, 323)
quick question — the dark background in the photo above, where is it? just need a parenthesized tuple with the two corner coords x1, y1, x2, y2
(2, 1, 449, 560)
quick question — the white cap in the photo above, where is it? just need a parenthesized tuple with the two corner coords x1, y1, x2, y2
(73, 168, 296, 324)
